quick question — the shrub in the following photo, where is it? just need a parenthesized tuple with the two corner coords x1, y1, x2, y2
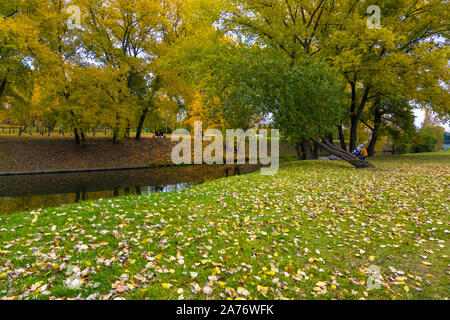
(392, 128, 439, 154)
(429, 126, 445, 151)
(392, 131, 413, 154)
(412, 128, 438, 153)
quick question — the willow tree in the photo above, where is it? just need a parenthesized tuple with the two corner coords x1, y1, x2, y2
(232, 50, 375, 167)
(173, 38, 374, 167)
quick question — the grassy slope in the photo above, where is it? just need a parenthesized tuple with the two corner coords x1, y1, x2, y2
(0, 152, 449, 300)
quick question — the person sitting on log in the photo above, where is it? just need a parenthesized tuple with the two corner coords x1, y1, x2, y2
(353, 143, 363, 156)
(359, 144, 369, 161)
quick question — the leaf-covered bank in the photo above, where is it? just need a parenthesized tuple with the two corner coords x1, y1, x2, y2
(0, 152, 449, 300)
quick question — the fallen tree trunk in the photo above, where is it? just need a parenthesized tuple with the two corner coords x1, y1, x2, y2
(310, 138, 375, 168)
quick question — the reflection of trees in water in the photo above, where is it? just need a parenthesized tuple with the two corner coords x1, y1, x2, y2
(75, 187, 88, 203)
(142, 183, 196, 194)
(112, 186, 140, 198)
(1, 193, 78, 214)
(144, 185, 165, 194)
(2, 183, 191, 214)
(1, 165, 260, 214)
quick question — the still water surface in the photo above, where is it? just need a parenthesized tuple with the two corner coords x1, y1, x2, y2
(0, 164, 260, 214)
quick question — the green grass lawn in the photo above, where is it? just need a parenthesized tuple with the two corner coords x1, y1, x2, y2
(0, 152, 449, 300)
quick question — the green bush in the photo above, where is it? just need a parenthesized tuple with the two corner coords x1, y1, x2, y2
(393, 128, 439, 154)
(429, 126, 445, 151)
(392, 131, 413, 154)
(412, 128, 438, 153)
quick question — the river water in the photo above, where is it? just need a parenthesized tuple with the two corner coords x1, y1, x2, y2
(0, 164, 260, 214)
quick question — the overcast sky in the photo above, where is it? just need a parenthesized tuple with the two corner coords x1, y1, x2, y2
(414, 109, 450, 132)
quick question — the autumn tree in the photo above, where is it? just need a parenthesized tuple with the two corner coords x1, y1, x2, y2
(0, 1, 42, 117)
(219, 49, 346, 160)
(323, 0, 449, 152)
(365, 95, 415, 156)
(220, 0, 449, 155)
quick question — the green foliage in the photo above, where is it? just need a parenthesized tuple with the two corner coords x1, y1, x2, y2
(429, 126, 445, 151)
(223, 50, 345, 143)
(221, 0, 449, 149)
(392, 131, 413, 154)
(413, 127, 439, 153)
(1, 0, 449, 147)
(393, 127, 439, 154)
(174, 40, 346, 139)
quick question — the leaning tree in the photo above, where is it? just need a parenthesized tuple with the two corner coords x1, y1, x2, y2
(214, 48, 375, 168)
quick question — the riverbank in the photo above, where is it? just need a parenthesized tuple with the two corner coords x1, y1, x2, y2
(0, 137, 177, 173)
(0, 137, 297, 174)
(0, 152, 448, 300)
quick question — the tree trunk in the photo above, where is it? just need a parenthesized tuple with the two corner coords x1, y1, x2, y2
(349, 81, 357, 152)
(80, 130, 86, 143)
(313, 142, 319, 159)
(74, 128, 81, 145)
(367, 108, 382, 157)
(338, 124, 347, 151)
(125, 121, 130, 138)
(328, 134, 334, 145)
(349, 115, 359, 152)
(136, 106, 149, 141)
(349, 86, 371, 152)
(301, 139, 314, 160)
(310, 138, 375, 168)
(0, 78, 6, 98)
(113, 114, 120, 144)
(295, 143, 304, 160)
(18, 125, 25, 136)
(113, 130, 119, 144)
